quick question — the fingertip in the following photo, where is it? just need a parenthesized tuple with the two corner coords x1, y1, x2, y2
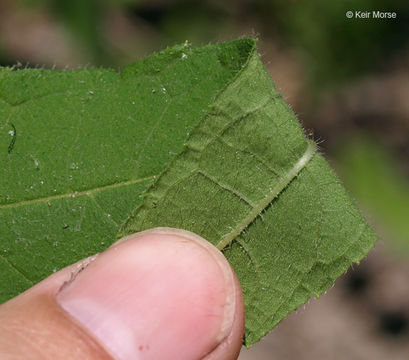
(204, 263, 245, 360)
(57, 228, 244, 360)
(0, 228, 245, 360)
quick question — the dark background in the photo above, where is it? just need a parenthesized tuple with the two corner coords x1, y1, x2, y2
(1, 0, 408, 358)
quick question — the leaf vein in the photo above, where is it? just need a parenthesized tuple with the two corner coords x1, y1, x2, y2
(0, 254, 33, 285)
(215, 141, 317, 250)
(217, 136, 283, 177)
(88, 195, 120, 227)
(0, 175, 155, 209)
(197, 170, 255, 207)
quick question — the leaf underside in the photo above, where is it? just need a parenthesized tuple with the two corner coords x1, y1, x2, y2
(120, 42, 377, 345)
(0, 39, 376, 346)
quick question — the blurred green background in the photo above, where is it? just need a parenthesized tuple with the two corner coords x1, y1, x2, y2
(1, 0, 408, 358)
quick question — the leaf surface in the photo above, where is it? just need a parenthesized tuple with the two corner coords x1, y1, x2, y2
(0, 39, 377, 346)
(0, 39, 255, 301)
(121, 44, 377, 346)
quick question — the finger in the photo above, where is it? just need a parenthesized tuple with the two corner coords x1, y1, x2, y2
(0, 228, 244, 360)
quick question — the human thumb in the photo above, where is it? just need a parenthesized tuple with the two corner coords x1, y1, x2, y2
(0, 228, 244, 360)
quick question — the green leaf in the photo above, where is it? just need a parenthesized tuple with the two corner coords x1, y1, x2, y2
(1, 38, 377, 346)
(121, 42, 377, 345)
(0, 39, 256, 301)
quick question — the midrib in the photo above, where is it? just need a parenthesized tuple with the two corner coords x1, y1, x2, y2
(216, 140, 317, 250)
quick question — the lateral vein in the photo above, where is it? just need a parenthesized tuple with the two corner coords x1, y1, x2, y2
(197, 169, 256, 207)
(0, 254, 33, 284)
(0, 175, 155, 210)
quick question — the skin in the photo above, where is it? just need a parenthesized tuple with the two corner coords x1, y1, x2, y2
(0, 228, 245, 360)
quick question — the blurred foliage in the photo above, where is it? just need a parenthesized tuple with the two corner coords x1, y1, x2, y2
(335, 137, 409, 253)
(260, 0, 409, 88)
(136, 2, 234, 45)
(49, 0, 105, 61)
(0, 42, 13, 67)
(10, 0, 409, 87)
(16, 0, 107, 63)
